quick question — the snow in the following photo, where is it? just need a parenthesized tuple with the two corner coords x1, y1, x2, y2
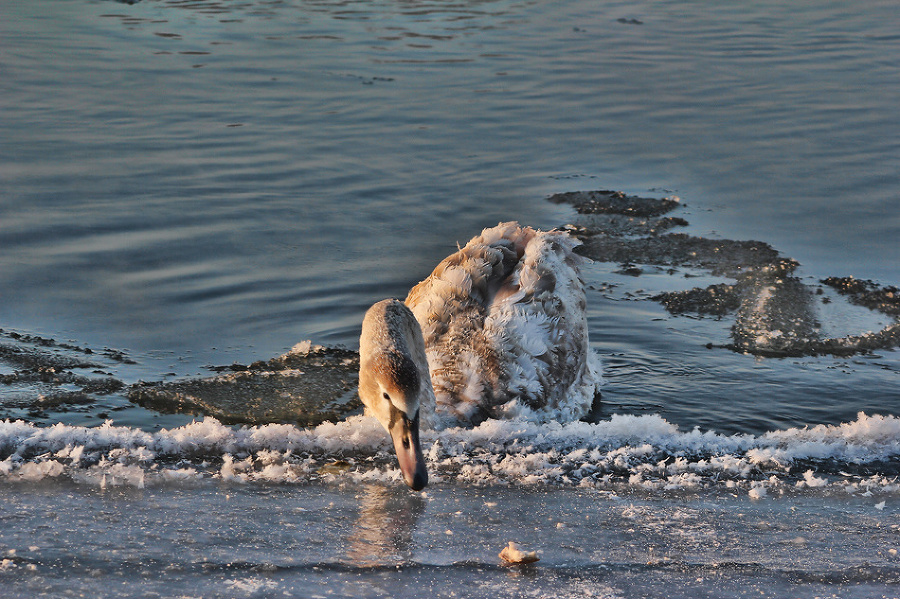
(1, 412, 899, 496)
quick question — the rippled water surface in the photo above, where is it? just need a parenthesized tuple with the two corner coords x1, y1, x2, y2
(2, 1, 900, 596)
(4, 0, 900, 434)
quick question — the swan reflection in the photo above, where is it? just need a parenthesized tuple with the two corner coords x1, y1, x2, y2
(346, 484, 427, 565)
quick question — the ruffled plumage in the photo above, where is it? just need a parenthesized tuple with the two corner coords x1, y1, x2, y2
(405, 222, 602, 426)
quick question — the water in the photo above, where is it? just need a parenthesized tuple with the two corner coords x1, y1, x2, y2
(2, 0, 900, 596)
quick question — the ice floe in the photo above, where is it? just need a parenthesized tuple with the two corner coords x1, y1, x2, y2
(555, 190, 900, 357)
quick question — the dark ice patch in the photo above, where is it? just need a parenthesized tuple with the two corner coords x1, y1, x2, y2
(653, 283, 741, 316)
(578, 234, 784, 276)
(0, 330, 126, 417)
(128, 344, 362, 426)
(822, 277, 900, 317)
(552, 190, 900, 357)
(1, 329, 363, 427)
(550, 189, 680, 217)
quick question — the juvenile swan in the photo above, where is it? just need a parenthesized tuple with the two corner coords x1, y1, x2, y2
(359, 222, 602, 490)
(359, 299, 434, 491)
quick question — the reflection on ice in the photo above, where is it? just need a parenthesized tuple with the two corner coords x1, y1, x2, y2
(346, 485, 426, 565)
(0, 481, 897, 599)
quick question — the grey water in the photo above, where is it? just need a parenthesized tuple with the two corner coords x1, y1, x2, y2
(2, 0, 900, 596)
(2, 0, 899, 435)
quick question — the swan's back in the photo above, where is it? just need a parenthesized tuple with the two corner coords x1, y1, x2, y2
(405, 222, 601, 425)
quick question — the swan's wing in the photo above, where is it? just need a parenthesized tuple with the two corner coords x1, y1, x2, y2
(406, 223, 601, 425)
(487, 228, 602, 422)
(406, 233, 521, 424)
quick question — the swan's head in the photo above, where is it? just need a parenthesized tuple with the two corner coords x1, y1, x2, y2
(359, 300, 432, 491)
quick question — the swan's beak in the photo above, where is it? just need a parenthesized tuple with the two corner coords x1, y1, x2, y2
(389, 412, 428, 491)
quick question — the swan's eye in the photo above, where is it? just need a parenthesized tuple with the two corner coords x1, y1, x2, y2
(383, 392, 390, 400)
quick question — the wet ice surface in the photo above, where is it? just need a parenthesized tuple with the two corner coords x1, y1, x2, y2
(1, 481, 898, 599)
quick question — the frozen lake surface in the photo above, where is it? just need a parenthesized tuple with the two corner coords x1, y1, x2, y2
(2, 480, 899, 599)
(1, 413, 900, 597)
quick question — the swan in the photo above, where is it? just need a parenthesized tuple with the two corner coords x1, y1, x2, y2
(359, 222, 602, 490)
(359, 298, 434, 491)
